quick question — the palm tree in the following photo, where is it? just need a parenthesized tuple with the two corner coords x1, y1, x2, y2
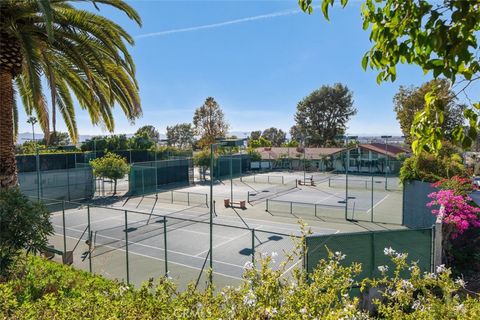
(0, 0, 142, 188)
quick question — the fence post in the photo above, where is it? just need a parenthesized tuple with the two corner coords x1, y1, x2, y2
(370, 175, 374, 222)
(62, 201, 67, 256)
(370, 232, 375, 278)
(124, 210, 130, 285)
(164, 216, 168, 276)
(433, 206, 444, 271)
(265, 199, 268, 212)
(67, 168, 71, 201)
(87, 205, 92, 273)
(251, 229, 255, 264)
(314, 204, 317, 218)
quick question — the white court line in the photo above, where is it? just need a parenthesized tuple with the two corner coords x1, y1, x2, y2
(55, 233, 243, 280)
(366, 194, 390, 214)
(194, 231, 251, 257)
(281, 259, 302, 277)
(53, 226, 244, 269)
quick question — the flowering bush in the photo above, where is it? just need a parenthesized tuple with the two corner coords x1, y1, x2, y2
(2, 247, 480, 319)
(431, 175, 478, 197)
(427, 189, 480, 239)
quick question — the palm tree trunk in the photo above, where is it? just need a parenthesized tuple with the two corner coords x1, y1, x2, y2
(0, 69, 18, 189)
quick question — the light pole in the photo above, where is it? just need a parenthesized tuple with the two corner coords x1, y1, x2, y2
(337, 135, 357, 220)
(209, 138, 245, 285)
(381, 135, 392, 190)
(301, 135, 311, 184)
(27, 116, 37, 142)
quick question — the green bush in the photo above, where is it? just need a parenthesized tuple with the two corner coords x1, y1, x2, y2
(2, 248, 480, 319)
(399, 152, 467, 183)
(0, 189, 53, 278)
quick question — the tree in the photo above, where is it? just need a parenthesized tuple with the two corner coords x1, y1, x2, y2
(193, 97, 229, 148)
(248, 137, 272, 148)
(193, 149, 213, 181)
(249, 130, 262, 141)
(90, 153, 130, 195)
(135, 126, 160, 143)
(299, 0, 479, 154)
(0, 188, 53, 277)
(394, 79, 466, 145)
(81, 135, 130, 152)
(166, 123, 195, 149)
(39, 132, 70, 146)
(261, 127, 287, 147)
(0, 0, 141, 189)
(128, 132, 155, 150)
(289, 125, 303, 143)
(294, 84, 357, 147)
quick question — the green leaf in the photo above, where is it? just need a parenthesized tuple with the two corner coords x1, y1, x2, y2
(361, 55, 369, 70)
(322, 1, 330, 20)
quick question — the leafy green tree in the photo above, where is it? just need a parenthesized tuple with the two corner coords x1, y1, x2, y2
(0, 0, 141, 189)
(135, 125, 160, 143)
(128, 132, 155, 150)
(261, 127, 287, 147)
(39, 132, 70, 146)
(247, 148, 262, 161)
(0, 188, 53, 277)
(282, 140, 299, 148)
(294, 84, 357, 147)
(299, 0, 479, 154)
(394, 79, 466, 145)
(249, 130, 262, 141)
(81, 135, 130, 152)
(193, 97, 229, 148)
(166, 123, 195, 149)
(90, 153, 130, 195)
(248, 137, 272, 148)
(193, 149, 213, 181)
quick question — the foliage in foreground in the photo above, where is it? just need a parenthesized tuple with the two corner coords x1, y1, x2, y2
(2, 249, 480, 319)
(0, 189, 52, 278)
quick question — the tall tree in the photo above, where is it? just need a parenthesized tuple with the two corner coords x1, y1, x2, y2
(0, 0, 141, 189)
(193, 97, 229, 148)
(261, 127, 287, 147)
(166, 123, 195, 149)
(299, 0, 479, 154)
(394, 79, 466, 145)
(294, 84, 357, 147)
(249, 130, 262, 141)
(135, 125, 160, 143)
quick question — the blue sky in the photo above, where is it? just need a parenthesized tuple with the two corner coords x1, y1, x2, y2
(18, 0, 474, 136)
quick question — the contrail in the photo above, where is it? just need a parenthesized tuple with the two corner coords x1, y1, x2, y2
(136, 7, 314, 39)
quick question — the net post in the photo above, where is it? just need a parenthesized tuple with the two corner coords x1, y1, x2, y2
(254, 175, 256, 183)
(205, 194, 208, 207)
(251, 229, 255, 264)
(171, 190, 173, 204)
(328, 177, 331, 188)
(290, 201, 293, 215)
(282, 176, 284, 185)
(87, 204, 92, 273)
(187, 192, 190, 206)
(268, 176, 270, 183)
(62, 200, 67, 257)
(247, 191, 250, 204)
(265, 198, 268, 212)
(163, 216, 168, 276)
(314, 203, 317, 218)
(124, 210, 130, 285)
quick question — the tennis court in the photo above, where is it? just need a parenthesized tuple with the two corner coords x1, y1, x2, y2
(45, 195, 337, 290)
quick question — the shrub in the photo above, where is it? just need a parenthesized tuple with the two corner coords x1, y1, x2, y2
(2, 249, 480, 319)
(399, 152, 467, 183)
(90, 153, 130, 194)
(0, 189, 53, 278)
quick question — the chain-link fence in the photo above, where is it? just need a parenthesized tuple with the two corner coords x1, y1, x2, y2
(40, 197, 303, 290)
(305, 228, 434, 280)
(18, 167, 95, 201)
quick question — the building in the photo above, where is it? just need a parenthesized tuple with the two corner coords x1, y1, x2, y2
(254, 143, 408, 174)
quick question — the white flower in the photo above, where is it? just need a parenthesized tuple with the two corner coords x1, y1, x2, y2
(243, 261, 254, 270)
(166, 271, 172, 280)
(401, 279, 414, 290)
(261, 252, 268, 259)
(395, 253, 407, 259)
(455, 278, 466, 288)
(243, 289, 256, 306)
(271, 251, 278, 258)
(412, 300, 422, 310)
(377, 265, 389, 273)
(436, 264, 447, 274)
(454, 304, 465, 312)
(299, 307, 307, 314)
(334, 251, 346, 261)
(383, 247, 396, 256)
